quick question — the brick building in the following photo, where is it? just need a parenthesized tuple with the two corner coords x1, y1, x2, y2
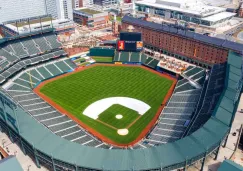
(73, 8, 109, 27)
(239, 4, 243, 17)
(72, 0, 84, 8)
(93, 0, 117, 6)
(112, 20, 119, 35)
(121, 15, 243, 67)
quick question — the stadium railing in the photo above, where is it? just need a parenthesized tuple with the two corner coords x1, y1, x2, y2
(0, 51, 241, 171)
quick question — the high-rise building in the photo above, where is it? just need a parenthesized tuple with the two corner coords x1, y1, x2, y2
(93, 0, 117, 7)
(55, 0, 73, 19)
(82, 0, 94, 7)
(0, 0, 46, 23)
(45, 0, 59, 18)
(0, 0, 73, 23)
(72, 0, 84, 8)
(46, 0, 73, 20)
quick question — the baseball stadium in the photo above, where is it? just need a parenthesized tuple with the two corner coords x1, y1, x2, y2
(0, 14, 242, 171)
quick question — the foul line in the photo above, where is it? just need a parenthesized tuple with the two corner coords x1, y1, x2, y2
(96, 119, 118, 130)
(33, 64, 177, 148)
(127, 115, 142, 129)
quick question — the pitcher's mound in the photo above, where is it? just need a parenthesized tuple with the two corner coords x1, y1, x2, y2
(117, 129, 129, 136)
(116, 114, 123, 119)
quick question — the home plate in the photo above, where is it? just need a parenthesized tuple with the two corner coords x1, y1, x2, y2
(116, 114, 123, 119)
(117, 129, 129, 136)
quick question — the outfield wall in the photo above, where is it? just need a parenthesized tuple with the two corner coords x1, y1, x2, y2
(0, 52, 241, 171)
(89, 47, 115, 57)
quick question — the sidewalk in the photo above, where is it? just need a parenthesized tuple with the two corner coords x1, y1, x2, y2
(0, 132, 48, 171)
(188, 93, 243, 171)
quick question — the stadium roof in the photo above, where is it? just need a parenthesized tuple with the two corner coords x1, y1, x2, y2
(122, 15, 243, 54)
(18, 106, 229, 170)
(16, 50, 242, 170)
(218, 160, 243, 171)
(0, 156, 23, 171)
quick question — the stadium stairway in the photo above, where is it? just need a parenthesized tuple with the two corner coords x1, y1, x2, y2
(3, 58, 112, 149)
(0, 49, 66, 84)
(0, 32, 62, 74)
(143, 57, 160, 69)
(142, 79, 203, 146)
(180, 66, 206, 89)
(184, 64, 226, 135)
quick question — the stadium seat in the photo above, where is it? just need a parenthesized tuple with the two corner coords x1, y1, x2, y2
(44, 33, 62, 49)
(32, 35, 52, 52)
(130, 52, 141, 62)
(144, 57, 159, 69)
(143, 78, 202, 144)
(119, 52, 130, 62)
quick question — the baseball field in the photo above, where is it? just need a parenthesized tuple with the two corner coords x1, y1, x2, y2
(36, 65, 175, 145)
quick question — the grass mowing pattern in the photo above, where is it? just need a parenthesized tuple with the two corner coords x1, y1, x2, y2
(40, 66, 173, 144)
(92, 57, 113, 63)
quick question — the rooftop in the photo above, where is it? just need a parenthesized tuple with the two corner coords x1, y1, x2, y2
(202, 11, 236, 22)
(122, 15, 243, 53)
(204, 0, 234, 7)
(136, 0, 226, 17)
(218, 160, 243, 171)
(5, 19, 72, 33)
(77, 8, 102, 15)
(10, 17, 53, 27)
(0, 156, 23, 171)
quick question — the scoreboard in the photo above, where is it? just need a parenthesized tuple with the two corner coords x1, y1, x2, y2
(117, 32, 143, 52)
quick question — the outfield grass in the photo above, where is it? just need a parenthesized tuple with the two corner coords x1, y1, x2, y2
(40, 66, 173, 144)
(92, 57, 113, 63)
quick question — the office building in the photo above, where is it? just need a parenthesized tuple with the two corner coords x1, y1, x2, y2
(0, 0, 46, 23)
(55, 0, 73, 20)
(82, 0, 94, 7)
(135, 0, 236, 26)
(73, 8, 109, 27)
(0, 0, 73, 24)
(72, 0, 83, 8)
(93, 0, 117, 7)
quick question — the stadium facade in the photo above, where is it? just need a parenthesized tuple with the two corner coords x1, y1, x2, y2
(0, 16, 242, 171)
